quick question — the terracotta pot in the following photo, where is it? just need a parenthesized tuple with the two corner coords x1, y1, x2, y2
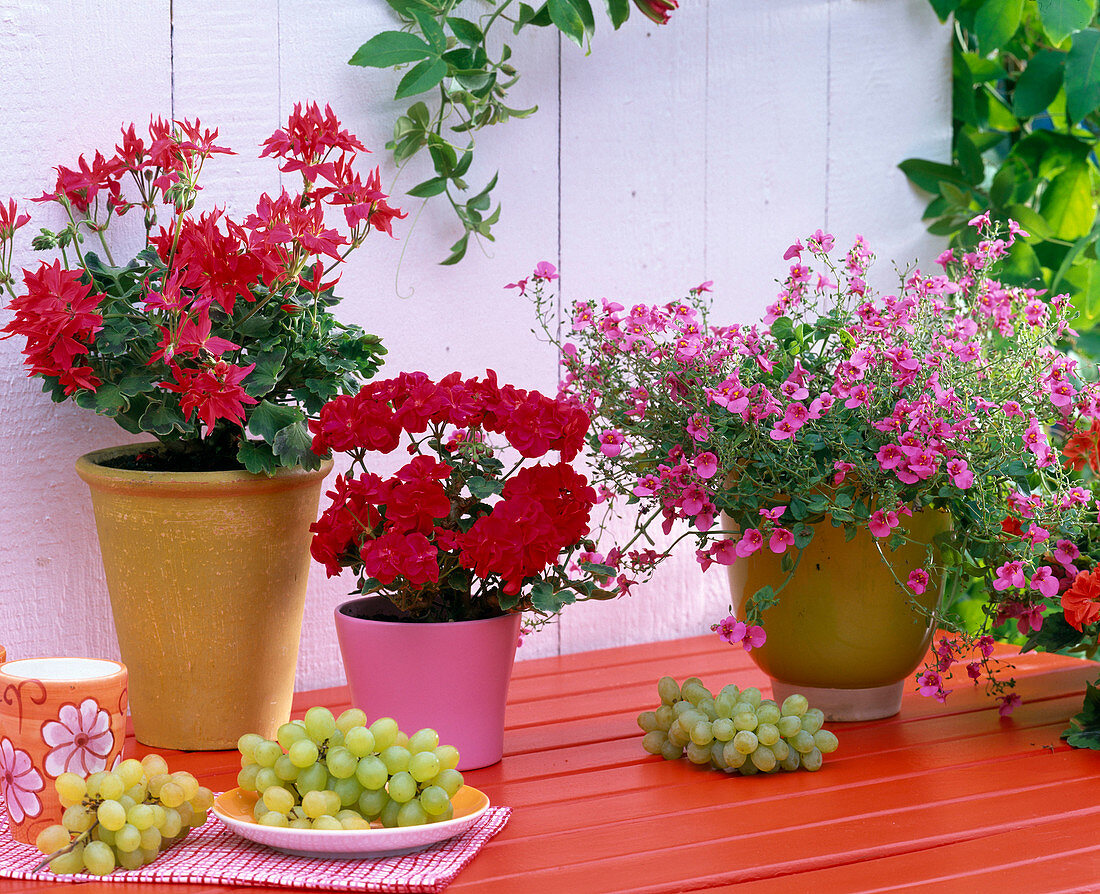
(0, 657, 128, 844)
(335, 596, 521, 770)
(727, 511, 949, 721)
(76, 444, 332, 750)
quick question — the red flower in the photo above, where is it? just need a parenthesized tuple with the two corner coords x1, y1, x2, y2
(261, 102, 367, 187)
(1062, 568, 1100, 631)
(34, 151, 124, 214)
(310, 473, 389, 576)
(0, 199, 30, 240)
(386, 479, 452, 535)
(361, 531, 438, 588)
(1063, 419, 1100, 474)
(160, 359, 258, 430)
(1, 261, 103, 394)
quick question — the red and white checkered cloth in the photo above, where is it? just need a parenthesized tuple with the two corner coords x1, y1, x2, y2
(0, 797, 510, 893)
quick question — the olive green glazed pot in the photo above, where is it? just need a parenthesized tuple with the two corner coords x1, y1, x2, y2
(727, 510, 949, 721)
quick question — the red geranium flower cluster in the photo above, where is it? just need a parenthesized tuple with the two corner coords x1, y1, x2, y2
(0, 103, 401, 471)
(309, 371, 616, 621)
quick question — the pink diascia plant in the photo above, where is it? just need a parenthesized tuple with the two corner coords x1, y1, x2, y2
(523, 217, 1100, 717)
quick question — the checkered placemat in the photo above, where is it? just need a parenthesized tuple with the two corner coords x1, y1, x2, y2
(0, 797, 510, 893)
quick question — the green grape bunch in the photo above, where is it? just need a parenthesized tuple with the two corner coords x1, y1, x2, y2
(236, 706, 464, 829)
(637, 676, 840, 775)
(34, 754, 215, 875)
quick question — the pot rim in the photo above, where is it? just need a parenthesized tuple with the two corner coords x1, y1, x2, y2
(336, 595, 518, 627)
(76, 443, 334, 489)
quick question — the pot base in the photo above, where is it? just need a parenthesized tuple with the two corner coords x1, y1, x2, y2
(770, 679, 904, 722)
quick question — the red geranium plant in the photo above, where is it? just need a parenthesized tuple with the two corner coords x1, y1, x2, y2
(308, 370, 624, 622)
(0, 103, 403, 472)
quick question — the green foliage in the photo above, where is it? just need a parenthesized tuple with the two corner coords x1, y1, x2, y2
(349, 0, 663, 264)
(905, 0, 1100, 342)
(1063, 680, 1100, 748)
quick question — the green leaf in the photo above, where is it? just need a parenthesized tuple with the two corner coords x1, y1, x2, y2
(247, 400, 303, 444)
(349, 31, 434, 68)
(272, 420, 319, 469)
(1065, 28, 1100, 122)
(395, 57, 448, 99)
(581, 561, 618, 577)
(1039, 161, 1096, 239)
(955, 130, 985, 185)
(237, 440, 279, 476)
(242, 348, 286, 398)
(411, 9, 447, 52)
(92, 384, 129, 415)
(138, 402, 189, 436)
(440, 233, 469, 266)
(407, 101, 431, 129)
(898, 158, 969, 194)
(1004, 203, 1054, 239)
(929, 0, 960, 21)
(792, 524, 814, 549)
(1038, 0, 1096, 45)
(961, 52, 1006, 83)
(997, 238, 1044, 286)
(1063, 257, 1100, 328)
(990, 157, 1031, 209)
(974, 0, 1023, 53)
(1062, 681, 1100, 749)
(467, 172, 498, 211)
(517, 2, 553, 28)
(1013, 49, 1066, 117)
(468, 476, 503, 498)
(548, 0, 588, 46)
(115, 368, 160, 397)
(406, 176, 449, 198)
(446, 16, 484, 45)
(454, 68, 494, 92)
(604, 0, 630, 28)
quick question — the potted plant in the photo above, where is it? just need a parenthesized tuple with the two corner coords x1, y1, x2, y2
(523, 217, 1100, 723)
(0, 103, 404, 749)
(308, 369, 623, 767)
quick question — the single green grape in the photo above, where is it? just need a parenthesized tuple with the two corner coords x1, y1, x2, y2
(332, 775, 365, 807)
(408, 728, 439, 753)
(277, 722, 309, 751)
(274, 754, 300, 782)
(641, 730, 667, 755)
(637, 711, 659, 732)
(358, 788, 390, 819)
(813, 729, 839, 754)
(254, 768, 280, 793)
(344, 726, 376, 758)
(387, 770, 417, 803)
(336, 708, 368, 733)
(49, 845, 85, 875)
(127, 803, 155, 831)
(97, 799, 127, 832)
(789, 730, 816, 755)
(711, 718, 736, 742)
(657, 675, 681, 705)
(35, 824, 71, 855)
(237, 764, 261, 791)
(802, 747, 824, 771)
(115, 825, 142, 854)
(409, 751, 441, 783)
(750, 744, 777, 773)
(62, 804, 95, 833)
(259, 812, 289, 827)
(732, 730, 759, 755)
(288, 739, 320, 769)
(99, 772, 126, 801)
(54, 772, 87, 806)
(419, 785, 451, 816)
(379, 798, 402, 828)
(294, 761, 329, 794)
(369, 717, 399, 751)
(689, 720, 714, 746)
(397, 799, 429, 827)
(756, 703, 781, 725)
(685, 741, 712, 765)
(777, 715, 802, 738)
(433, 768, 464, 798)
(263, 785, 295, 815)
(161, 807, 183, 838)
(380, 745, 411, 775)
(434, 744, 461, 771)
(781, 693, 809, 717)
(355, 755, 389, 790)
(326, 746, 358, 780)
(304, 706, 337, 744)
(756, 723, 780, 746)
(253, 740, 283, 768)
(82, 840, 116, 875)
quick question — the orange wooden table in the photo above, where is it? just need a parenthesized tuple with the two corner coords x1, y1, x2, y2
(0, 635, 1097, 893)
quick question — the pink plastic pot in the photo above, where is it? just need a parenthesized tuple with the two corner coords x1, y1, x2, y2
(334, 597, 522, 770)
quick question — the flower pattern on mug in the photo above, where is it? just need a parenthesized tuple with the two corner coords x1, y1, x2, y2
(42, 698, 114, 777)
(0, 737, 43, 823)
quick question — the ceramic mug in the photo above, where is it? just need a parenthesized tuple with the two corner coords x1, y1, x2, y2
(0, 657, 128, 844)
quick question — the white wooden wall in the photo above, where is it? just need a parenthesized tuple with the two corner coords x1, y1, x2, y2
(0, 0, 949, 690)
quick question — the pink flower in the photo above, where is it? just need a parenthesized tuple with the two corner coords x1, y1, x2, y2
(946, 459, 974, 489)
(42, 698, 115, 776)
(759, 506, 786, 522)
(693, 452, 718, 480)
(741, 624, 767, 651)
(711, 539, 739, 566)
(735, 529, 764, 557)
(907, 568, 929, 595)
(832, 461, 854, 484)
(916, 671, 949, 702)
(868, 510, 899, 538)
(598, 429, 625, 457)
(783, 241, 803, 261)
(714, 615, 745, 645)
(1028, 565, 1059, 599)
(768, 527, 795, 554)
(532, 261, 558, 281)
(686, 413, 711, 442)
(0, 738, 43, 824)
(993, 561, 1026, 592)
(998, 693, 1022, 717)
